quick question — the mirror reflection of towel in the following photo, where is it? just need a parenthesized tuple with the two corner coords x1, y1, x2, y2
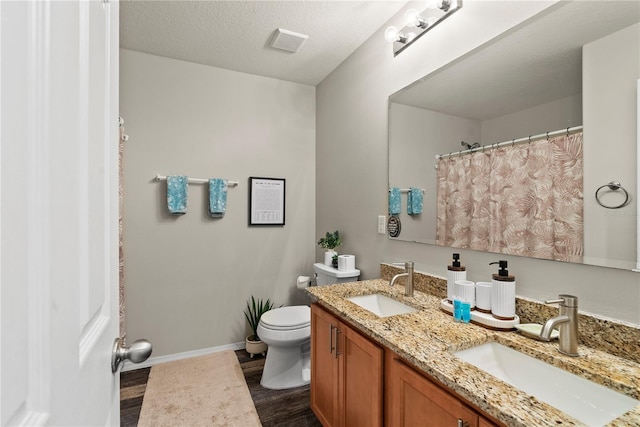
(167, 176, 188, 215)
(408, 188, 423, 215)
(389, 187, 401, 215)
(209, 178, 228, 218)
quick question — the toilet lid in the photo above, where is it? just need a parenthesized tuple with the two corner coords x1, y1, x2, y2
(259, 306, 310, 330)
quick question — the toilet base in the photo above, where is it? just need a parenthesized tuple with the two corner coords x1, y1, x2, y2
(260, 341, 310, 390)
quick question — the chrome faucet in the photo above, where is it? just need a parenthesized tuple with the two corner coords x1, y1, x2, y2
(539, 294, 579, 356)
(389, 262, 414, 297)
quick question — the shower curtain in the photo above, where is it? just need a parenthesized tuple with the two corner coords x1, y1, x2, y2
(119, 121, 126, 340)
(436, 131, 583, 263)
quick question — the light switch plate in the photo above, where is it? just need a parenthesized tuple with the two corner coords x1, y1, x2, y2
(377, 215, 386, 234)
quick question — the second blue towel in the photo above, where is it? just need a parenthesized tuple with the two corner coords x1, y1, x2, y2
(407, 188, 423, 215)
(209, 178, 228, 218)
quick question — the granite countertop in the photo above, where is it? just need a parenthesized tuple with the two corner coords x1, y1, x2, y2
(307, 279, 640, 427)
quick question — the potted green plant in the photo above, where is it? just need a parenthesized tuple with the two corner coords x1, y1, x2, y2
(318, 230, 341, 267)
(244, 296, 275, 358)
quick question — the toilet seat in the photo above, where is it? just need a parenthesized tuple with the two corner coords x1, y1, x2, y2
(259, 306, 310, 331)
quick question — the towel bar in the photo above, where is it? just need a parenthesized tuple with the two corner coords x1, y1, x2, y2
(155, 174, 239, 186)
(388, 188, 425, 194)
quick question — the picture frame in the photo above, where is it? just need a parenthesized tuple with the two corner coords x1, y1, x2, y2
(248, 177, 286, 226)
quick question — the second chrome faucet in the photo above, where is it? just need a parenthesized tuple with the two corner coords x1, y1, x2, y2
(389, 261, 414, 297)
(540, 294, 579, 356)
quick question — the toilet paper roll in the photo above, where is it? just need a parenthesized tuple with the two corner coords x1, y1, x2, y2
(296, 276, 310, 289)
(337, 255, 356, 272)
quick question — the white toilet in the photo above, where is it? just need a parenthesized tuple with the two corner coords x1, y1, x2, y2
(257, 262, 360, 389)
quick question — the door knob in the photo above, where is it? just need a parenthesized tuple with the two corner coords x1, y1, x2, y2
(111, 337, 152, 373)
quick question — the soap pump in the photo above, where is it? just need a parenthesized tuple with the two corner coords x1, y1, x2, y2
(489, 260, 516, 320)
(446, 253, 466, 303)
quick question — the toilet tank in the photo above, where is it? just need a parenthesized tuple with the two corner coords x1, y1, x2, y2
(313, 263, 360, 286)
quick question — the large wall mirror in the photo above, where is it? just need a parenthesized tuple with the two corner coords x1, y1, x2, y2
(388, 1, 639, 271)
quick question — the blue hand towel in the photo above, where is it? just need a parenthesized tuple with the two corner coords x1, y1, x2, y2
(389, 187, 401, 215)
(208, 178, 228, 218)
(407, 188, 423, 215)
(167, 175, 188, 215)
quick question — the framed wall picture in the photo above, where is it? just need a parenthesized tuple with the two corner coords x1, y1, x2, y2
(249, 177, 286, 226)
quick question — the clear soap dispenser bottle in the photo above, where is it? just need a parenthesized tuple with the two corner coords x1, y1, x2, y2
(489, 260, 516, 320)
(447, 253, 466, 303)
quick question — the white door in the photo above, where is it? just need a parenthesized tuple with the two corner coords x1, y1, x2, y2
(1, 0, 121, 425)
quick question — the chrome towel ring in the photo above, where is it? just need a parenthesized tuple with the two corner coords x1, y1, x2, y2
(595, 181, 629, 209)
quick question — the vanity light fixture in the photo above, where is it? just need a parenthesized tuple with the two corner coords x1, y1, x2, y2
(386, 0, 462, 56)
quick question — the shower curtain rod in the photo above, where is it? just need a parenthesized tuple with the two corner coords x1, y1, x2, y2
(435, 126, 583, 161)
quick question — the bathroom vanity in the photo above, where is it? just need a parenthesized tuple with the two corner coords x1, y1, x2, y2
(307, 275, 640, 426)
(311, 302, 500, 427)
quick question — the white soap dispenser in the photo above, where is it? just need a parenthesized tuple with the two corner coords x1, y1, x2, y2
(446, 253, 466, 303)
(489, 260, 516, 320)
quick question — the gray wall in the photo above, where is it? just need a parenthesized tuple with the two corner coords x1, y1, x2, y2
(121, 50, 316, 357)
(480, 94, 582, 143)
(316, 2, 640, 324)
(583, 23, 639, 270)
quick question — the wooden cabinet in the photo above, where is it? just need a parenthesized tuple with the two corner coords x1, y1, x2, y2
(479, 416, 498, 427)
(310, 303, 383, 427)
(388, 355, 479, 427)
(311, 303, 502, 427)
(342, 322, 384, 426)
(310, 303, 340, 426)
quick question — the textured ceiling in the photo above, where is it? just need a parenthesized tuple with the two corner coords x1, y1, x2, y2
(120, 0, 408, 86)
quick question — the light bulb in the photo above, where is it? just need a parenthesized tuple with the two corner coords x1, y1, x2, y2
(384, 26, 409, 43)
(404, 8, 429, 29)
(404, 9, 420, 27)
(384, 26, 400, 42)
(384, 26, 398, 42)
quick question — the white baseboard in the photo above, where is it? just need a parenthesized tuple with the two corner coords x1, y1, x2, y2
(121, 341, 245, 372)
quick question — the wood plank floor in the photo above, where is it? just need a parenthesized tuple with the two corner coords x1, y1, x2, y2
(120, 350, 321, 427)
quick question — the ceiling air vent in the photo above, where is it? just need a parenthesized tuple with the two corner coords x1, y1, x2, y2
(270, 28, 309, 53)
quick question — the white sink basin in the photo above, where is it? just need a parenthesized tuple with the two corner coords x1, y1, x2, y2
(346, 293, 417, 317)
(454, 342, 638, 426)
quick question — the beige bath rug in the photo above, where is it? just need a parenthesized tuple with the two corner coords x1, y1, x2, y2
(137, 349, 261, 426)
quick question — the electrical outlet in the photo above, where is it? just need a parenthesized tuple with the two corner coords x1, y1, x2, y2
(377, 215, 386, 234)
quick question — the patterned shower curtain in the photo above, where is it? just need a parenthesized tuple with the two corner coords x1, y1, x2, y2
(436, 132, 583, 263)
(119, 120, 126, 340)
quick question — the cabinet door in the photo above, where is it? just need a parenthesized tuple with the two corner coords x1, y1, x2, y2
(479, 416, 498, 427)
(310, 304, 340, 426)
(341, 322, 384, 427)
(390, 357, 478, 427)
